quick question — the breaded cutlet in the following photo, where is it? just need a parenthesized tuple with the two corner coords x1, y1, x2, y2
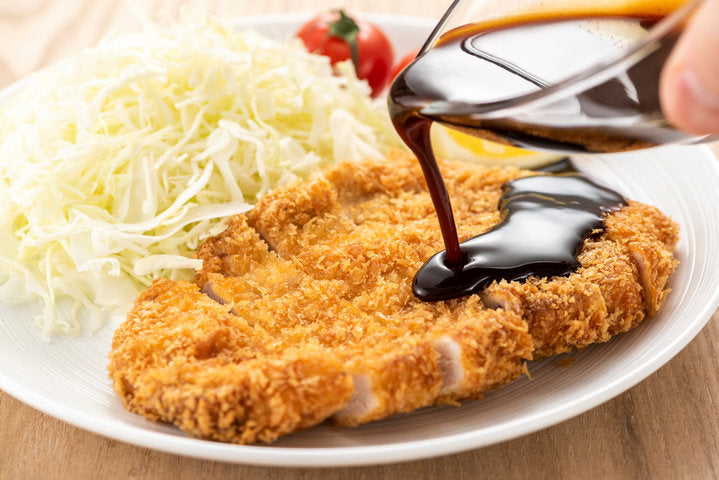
(108, 150, 678, 443)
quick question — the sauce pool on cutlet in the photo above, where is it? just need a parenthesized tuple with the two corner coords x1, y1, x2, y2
(412, 169, 627, 301)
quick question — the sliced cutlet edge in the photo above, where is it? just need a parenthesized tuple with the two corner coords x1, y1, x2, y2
(604, 200, 679, 316)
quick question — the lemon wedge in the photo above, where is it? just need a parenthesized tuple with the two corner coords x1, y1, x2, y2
(430, 123, 563, 168)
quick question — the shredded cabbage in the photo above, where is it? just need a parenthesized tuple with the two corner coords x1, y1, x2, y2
(0, 15, 402, 338)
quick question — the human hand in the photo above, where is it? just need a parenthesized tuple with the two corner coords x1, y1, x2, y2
(660, 0, 719, 134)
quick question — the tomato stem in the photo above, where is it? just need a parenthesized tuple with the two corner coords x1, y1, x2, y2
(328, 10, 360, 71)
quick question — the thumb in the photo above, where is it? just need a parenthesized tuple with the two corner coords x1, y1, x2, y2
(660, 0, 719, 135)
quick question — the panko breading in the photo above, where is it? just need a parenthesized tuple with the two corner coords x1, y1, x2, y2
(108, 150, 678, 443)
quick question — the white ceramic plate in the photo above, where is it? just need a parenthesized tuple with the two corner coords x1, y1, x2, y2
(2, 14, 719, 468)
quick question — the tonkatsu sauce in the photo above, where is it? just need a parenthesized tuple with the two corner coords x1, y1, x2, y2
(387, 4, 693, 300)
(412, 173, 626, 301)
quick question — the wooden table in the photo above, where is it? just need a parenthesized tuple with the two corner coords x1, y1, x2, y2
(1, 1, 718, 478)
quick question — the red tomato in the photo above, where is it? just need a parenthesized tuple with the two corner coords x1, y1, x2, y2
(391, 48, 421, 81)
(296, 10, 394, 96)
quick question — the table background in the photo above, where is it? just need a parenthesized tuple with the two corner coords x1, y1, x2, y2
(0, 1, 717, 479)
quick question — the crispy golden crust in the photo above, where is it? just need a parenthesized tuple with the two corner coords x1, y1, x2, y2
(108, 279, 355, 443)
(198, 210, 532, 426)
(109, 150, 678, 443)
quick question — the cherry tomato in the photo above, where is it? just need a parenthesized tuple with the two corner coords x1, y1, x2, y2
(296, 10, 394, 96)
(390, 48, 421, 81)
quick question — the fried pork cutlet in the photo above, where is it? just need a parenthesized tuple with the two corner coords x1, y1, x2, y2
(108, 150, 678, 443)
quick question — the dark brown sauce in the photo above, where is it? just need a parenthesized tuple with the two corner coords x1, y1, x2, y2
(386, 11, 678, 300)
(389, 14, 689, 154)
(412, 172, 626, 301)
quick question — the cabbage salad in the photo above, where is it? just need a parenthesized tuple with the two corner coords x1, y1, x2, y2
(0, 14, 402, 337)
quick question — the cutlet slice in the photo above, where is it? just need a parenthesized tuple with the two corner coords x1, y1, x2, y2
(108, 278, 355, 444)
(481, 201, 678, 356)
(604, 201, 679, 315)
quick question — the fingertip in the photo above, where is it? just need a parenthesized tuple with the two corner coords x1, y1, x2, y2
(661, 64, 719, 135)
(660, 0, 719, 135)
(659, 59, 685, 131)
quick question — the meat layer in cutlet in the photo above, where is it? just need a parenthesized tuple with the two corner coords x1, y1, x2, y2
(109, 150, 678, 443)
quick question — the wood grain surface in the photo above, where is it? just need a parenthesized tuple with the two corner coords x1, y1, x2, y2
(1, 1, 718, 479)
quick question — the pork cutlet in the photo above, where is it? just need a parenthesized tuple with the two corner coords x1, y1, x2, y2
(108, 150, 678, 443)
